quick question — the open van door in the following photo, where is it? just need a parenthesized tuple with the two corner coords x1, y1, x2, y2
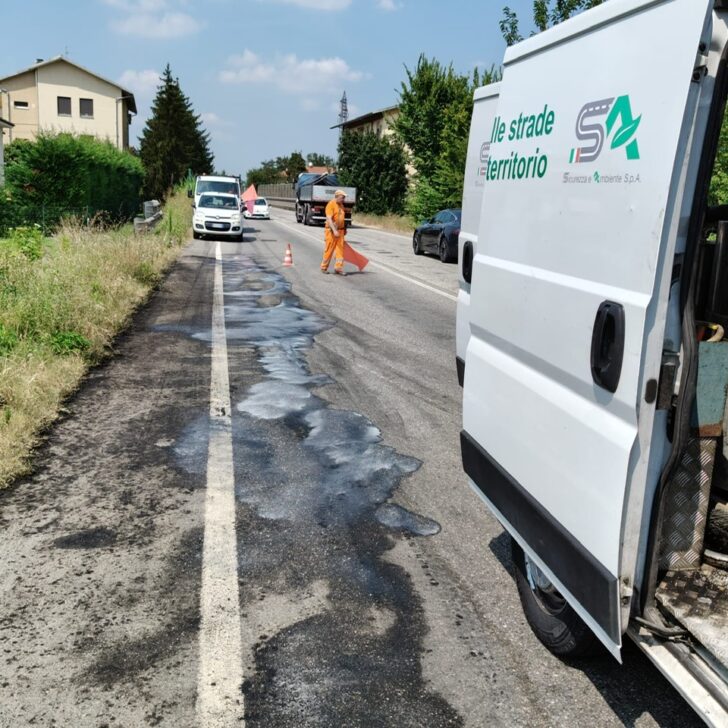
(461, 0, 717, 657)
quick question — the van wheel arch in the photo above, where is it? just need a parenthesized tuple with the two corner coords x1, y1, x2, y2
(511, 538, 599, 658)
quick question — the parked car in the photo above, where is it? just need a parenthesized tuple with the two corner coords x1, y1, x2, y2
(244, 197, 270, 220)
(192, 193, 243, 241)
(413, 209, 461, 263)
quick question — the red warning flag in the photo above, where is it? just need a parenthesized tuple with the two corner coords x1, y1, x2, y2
(343, 242, 369, 271)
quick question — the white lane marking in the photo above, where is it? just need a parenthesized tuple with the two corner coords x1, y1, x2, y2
(197, 241, 244, 726)
(270, 215, 457, 303)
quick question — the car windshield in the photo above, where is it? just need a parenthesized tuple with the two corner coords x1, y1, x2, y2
(255, 199, 267, 205)
(452, 210, 462, 222)
(197, 180, 238, 195)
(199, 195, 238, 209)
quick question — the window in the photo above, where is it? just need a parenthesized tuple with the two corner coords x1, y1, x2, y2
(57, 96, 71, 116)
(79, 98, 93, 118)
(13, 100, 29, 109)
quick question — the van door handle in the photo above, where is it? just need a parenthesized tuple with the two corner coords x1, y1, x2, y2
(590, 300, 625, 393)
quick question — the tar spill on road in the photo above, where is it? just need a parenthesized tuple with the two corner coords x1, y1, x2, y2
(174, 254, 459, 727)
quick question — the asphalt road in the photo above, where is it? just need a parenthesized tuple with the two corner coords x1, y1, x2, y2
(0, 209, 702, 727)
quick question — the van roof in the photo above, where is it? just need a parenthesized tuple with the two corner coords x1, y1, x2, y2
(197, 175, 239, 182)
(504, 0, 659, 65)
(474, 82, 501, 102)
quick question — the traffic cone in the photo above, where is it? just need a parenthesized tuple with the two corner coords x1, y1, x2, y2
(283, 243, 293, 267)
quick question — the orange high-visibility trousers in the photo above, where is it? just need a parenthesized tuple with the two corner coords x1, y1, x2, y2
(321, 229, 344, 272)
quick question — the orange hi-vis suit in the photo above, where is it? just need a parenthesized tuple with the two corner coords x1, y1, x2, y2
(321, 199, 345, 272)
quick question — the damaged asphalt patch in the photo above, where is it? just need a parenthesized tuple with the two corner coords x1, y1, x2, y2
(173, 254, 460, 726)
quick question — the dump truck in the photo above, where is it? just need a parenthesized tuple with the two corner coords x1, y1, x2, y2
(294, 173, 356, 226)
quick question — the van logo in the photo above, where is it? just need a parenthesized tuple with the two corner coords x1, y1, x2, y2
(479, 141, 491, 163)
(570, 95, 641, 164)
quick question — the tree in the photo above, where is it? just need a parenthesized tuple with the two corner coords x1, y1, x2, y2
(337, 131, 408, 215)
(395, 56, 499, 220)
(286, 151, 307, 182)
(500, 0, 604, 45)
(307, 152, 335, 168)
(139, 64, 213, 200)
(394, 55, 475, 183)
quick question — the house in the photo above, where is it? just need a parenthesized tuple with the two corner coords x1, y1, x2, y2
(0, 56, 137, 151)
(0, 117, 13, 186)
(331, 104, 399, 137)
(306, 165, 335, 175)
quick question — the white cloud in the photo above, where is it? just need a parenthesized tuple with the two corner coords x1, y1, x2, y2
(261, 0, 351, 10)
(220, 50, 365, 95)
(376, 0, 399, 9)
(102, 0, 202, 38)
(200, 112, 234, 128)
(117, 69, 160, 96)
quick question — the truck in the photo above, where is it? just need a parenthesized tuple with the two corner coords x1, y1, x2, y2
(294, 173, 356, 226)
(459, 0, 728, 724)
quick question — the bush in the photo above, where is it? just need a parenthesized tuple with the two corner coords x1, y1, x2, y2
(5, 226, 44, 261)
(0, 133, 144, 235)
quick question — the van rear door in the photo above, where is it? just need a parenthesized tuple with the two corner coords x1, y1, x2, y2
(462, 0, 715, 656)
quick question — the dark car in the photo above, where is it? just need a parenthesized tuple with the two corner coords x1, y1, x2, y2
(412, 208, 461, 263)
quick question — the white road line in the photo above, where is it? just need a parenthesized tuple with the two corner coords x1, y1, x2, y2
(197, 241, 244, 727)
(270, 216, 458, 303)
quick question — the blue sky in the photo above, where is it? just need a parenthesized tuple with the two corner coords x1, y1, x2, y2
(2, 0, 538, 176)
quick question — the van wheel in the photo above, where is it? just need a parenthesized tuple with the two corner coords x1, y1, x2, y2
(413, 232, 423, 255)
(193, 231, 201, 240)
(511, 539, 598, 657)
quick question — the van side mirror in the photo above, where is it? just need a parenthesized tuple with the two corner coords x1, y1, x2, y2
(187, 189, 193, 198)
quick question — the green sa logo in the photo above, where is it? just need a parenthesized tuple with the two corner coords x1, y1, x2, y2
(570, 95, 641, 164)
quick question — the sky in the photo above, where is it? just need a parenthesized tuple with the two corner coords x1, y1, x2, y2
(2, 0, 538, 177)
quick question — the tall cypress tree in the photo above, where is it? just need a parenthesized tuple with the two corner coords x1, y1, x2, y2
(139, 64, 213, 200)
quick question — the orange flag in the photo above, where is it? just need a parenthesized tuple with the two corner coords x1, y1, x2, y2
(343, 241, 369, 271)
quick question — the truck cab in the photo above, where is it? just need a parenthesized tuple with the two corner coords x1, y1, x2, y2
(460, 1, 728, 722)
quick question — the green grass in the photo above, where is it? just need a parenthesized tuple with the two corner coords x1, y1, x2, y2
(0, 189, 191, 487)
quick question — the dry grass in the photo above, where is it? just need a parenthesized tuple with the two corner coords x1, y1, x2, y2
(0, 189, 190, 488)
(351, 212, 416, 236)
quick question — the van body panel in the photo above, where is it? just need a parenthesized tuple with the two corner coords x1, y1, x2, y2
(456, 82, 500, 371)
(462, 0, 714, 654)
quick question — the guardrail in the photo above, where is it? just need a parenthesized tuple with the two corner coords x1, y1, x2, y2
(133, 199, 163, 234)
(258, 183, 295, 200)
(265, 197, 296, 211)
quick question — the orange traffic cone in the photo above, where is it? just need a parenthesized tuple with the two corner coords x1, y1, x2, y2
(283, 243, 293, 267)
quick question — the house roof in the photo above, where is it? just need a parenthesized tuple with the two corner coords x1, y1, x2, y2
(330, 104, 398, 130)
(0, 117, 13, 129)
(306, 165, 334, 175)
(0, 56, 137, 113)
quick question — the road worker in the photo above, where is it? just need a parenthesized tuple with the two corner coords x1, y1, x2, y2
(321, 190, 347, 275)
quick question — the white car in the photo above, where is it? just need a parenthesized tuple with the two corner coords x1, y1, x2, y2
(193, 193, 243, 241)
(243, 197, 270, 220)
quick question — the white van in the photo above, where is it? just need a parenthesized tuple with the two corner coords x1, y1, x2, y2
(190, 175, 241, 209)
(460, 1, 728, 722)
(456, 82, 500, 386)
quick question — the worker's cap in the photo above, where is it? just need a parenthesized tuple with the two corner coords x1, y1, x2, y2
(334, 189, 346, 197)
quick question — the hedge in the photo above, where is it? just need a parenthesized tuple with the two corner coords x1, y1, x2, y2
(1, 134, 144, 234)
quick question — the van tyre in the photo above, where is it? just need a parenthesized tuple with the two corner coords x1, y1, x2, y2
(511, 539, 599, 657)
(193, 231, 201, 240)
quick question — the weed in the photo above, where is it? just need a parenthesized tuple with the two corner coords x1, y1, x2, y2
(7, 225, 44, 260)
(0, 324, 18, 356)
(48, 331, 91, 355)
